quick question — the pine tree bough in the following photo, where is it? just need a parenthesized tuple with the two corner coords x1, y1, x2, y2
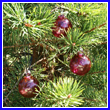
(3, 3, 107, 107)
(85, 23, 106, 33)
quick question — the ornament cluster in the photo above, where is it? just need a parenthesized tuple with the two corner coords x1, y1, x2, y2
(19, 15, 91, 98)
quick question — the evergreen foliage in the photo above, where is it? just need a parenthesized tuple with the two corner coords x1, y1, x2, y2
(3, 3, 107, 107)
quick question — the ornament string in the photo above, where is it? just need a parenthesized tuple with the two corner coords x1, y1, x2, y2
(23, 35, 28, 73)
(25, 28, 31, 74)
(22, 18, 28, 73)
(27, 30, 31, 71)
(23, 29, 31, 74)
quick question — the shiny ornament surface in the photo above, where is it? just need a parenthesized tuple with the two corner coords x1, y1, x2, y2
(18, 75, 39, 98)
(70, 52, 91, 76)
(52, 15, 72, 38)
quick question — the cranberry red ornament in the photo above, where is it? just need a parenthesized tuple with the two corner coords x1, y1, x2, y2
(18, 73, 39, 98)
(52, 15, 72, 38)
(70, 52, 91, 76)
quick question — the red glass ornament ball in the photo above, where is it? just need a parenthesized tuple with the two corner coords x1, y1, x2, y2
(70, 52, 91, 76)
(52, 15, 72, 38)
(18, 75, 40, 98)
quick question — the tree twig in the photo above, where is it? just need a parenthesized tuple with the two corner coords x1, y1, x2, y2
(84, 98, 107, 104)
(79, 22, 106, 38)
(84, 98, 100, 102)
(90, 70, 106, 75)
(30, 57, 46, 68)
(3, 42, 39, 49)
(85, 22, 106, 33)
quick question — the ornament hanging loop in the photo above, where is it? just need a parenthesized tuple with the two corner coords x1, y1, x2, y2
(24, 68, 31, 76)
(60, 9, 68, 17)
(79, 47, 83, 52)
(77, 47, 84, 57)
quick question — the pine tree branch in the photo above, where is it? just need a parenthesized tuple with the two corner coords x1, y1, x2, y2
(75, 22, 107, 43)
(3, 42, 38, 49)
(84, 98, 107, 104)
(57, 57, 69, 68)
(3, 40, 55, 51)
(79, 22, 106, 38)
(30, 57, 46, 68)
(84, 98, 100, 102)
(90, 70, 106, 75)
(99, 41, 107, 45)
(85, 22, 106, 33)
(80, 41, 107, 47)
(83, 83, 105, 91)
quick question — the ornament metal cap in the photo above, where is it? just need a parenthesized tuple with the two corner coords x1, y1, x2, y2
(24, 68, 31, 76)
(26, 69, 31, 76)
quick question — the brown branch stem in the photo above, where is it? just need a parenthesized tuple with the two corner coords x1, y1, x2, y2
(84, 98, 100, 102)
(85, 22, 106, 33)
(90, 70, 106, 75)
(3, 42, 39, 49)
(78, 22, 107, 39)
(84, 98, 107, 104)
